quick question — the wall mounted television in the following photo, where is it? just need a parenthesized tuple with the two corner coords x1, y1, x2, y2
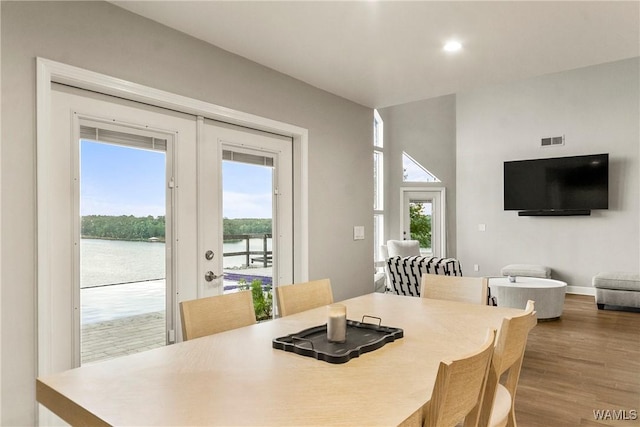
(504, 153, 609, 216)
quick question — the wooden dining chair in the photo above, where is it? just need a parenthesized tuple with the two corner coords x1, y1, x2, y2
(423, 328, 497, 427)
(470, 300, 537, 427)
(421, 273, 489, 305)
(275, 278, 334, 316)
(179, 291, 256, 341)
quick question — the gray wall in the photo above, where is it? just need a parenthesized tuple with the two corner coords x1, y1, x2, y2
(456, 58, 640, 288)
(378, 95, 458, 257)
(1, 1, 373, 423)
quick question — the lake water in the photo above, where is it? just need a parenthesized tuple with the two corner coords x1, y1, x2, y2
(81, 238, 272, 324)
(81, 238, 272, 288)
(81, 239, 166, 288)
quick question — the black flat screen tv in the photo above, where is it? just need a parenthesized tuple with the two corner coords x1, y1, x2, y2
(504, 153, 608, 216)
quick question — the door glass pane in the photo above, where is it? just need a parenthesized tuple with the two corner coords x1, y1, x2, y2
(409, 201, 433, 256)
(222, 156, 274, 321)
(80, 139, 167, 364)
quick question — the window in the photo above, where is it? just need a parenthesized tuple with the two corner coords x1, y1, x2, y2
(373, 110, 385, 266)
(402, 152, 440, 182)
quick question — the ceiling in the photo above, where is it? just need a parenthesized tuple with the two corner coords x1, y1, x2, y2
(112, 1, 640, 109)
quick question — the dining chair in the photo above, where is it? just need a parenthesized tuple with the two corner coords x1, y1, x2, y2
(179, 290, 256, 341)
(423, 328, 497, 427)
(275, 278, 334, 316)
(470, 300, 537, 427)
(421, 273, 489, 305)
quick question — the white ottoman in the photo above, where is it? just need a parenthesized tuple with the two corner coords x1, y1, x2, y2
(501, 264, 551, 279)
(489, 277, 566, 320)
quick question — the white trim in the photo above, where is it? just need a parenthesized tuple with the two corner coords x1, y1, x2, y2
(36, 58, 309, 378)
(36, 57, 55, 380)
(196, 116, 207, 298)
(399, 187, 447, 257)
(71, 113, 81, 367)
(566, 286, 596, 296)
(0, 5, 3, 418)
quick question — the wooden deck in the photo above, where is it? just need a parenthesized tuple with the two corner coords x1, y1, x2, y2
(80, 267, 272, 364)
(81, 311, 165, 364)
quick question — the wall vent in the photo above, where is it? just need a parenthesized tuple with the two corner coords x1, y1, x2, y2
(541, 135, 564, 147)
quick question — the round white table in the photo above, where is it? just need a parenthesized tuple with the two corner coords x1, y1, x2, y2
(489, 277, 567, 320)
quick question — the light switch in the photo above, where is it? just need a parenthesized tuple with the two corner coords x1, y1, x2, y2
(478, 224, 486, 232)
(353, 226, 365, 240)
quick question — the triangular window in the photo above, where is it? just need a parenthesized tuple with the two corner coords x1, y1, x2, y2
(402, 152, 440, 182)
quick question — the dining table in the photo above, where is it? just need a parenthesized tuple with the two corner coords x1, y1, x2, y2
(36, 292, 525, 426)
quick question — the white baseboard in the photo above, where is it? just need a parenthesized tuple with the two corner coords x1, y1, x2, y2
(567, 286, 595, 296)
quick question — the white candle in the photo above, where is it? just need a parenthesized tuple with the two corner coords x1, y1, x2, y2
(327, 304, 347, 343)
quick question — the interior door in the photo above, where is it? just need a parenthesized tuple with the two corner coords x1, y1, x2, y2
(198, 119, 293, 305)
(401, 189, 446, 257)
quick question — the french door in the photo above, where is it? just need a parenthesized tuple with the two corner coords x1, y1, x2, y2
(44, 85, 295, 377)
(198, 119, 293, 303)
(38, 59, 305, 425)
(401, 188, 447, 258)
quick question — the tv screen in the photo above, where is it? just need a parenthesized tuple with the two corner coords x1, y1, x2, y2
(504, 153, 608, 214)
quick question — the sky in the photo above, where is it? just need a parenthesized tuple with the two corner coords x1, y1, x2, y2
(81, 140, 273, 218)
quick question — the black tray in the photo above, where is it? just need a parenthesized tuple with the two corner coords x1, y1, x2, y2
(272, 317, 403, 364)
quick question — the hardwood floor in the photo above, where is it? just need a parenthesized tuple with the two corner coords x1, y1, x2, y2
(515, 294, 640, 426)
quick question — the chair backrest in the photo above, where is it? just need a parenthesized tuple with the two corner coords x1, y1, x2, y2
(180, 291, 256, 341)
(275, 279, 334, 317)
(380, 244, 390, 260)
(386, 239, 421, 257)
(420, 274, 489, 305)
(475, 300, 537, 427)
(424, 329, 497, 427)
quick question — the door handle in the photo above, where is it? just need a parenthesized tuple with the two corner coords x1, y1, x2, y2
(204, 271, 221, 282)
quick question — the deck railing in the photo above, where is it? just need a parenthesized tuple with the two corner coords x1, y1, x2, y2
(223, 233, 272, 267)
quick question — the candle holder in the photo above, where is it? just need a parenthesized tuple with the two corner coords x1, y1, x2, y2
(327, 303, 347, 343)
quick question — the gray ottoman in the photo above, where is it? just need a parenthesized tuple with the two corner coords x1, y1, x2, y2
(592, 272, 640, 310)
(501, 264, 551, 279)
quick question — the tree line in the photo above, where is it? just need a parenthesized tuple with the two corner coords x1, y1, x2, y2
(223, 218, 271, 236)
(409, 203, 432, 249)
(81, 215, 166, 241)
(81, 215, 272, 241)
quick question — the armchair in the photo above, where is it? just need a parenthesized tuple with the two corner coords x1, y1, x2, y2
(386, 255, 463, 297)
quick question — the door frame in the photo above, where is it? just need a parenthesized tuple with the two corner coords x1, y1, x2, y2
(399, 187, 447, 257)
(36, 58, 309, 380)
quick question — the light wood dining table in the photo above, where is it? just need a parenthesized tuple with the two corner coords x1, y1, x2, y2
(36, 293, 524, 426)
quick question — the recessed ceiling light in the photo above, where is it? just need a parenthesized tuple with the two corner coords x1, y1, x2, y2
(443, 41, 462, 52)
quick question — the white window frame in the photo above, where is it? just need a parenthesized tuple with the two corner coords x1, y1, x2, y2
(399, 187, 447, 258)
(373, 110, 385, 267)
